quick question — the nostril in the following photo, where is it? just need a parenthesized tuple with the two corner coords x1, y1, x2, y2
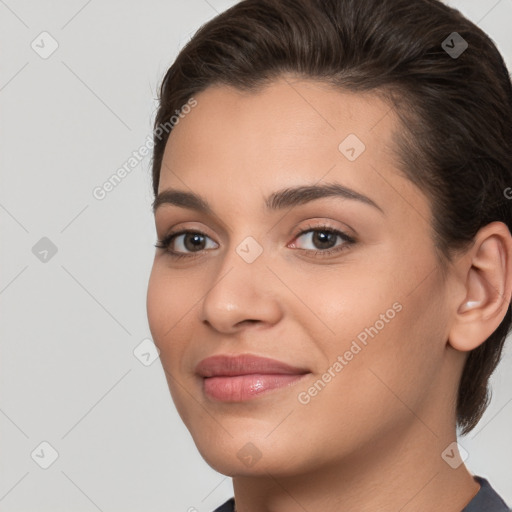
(237, 319, 259, 327)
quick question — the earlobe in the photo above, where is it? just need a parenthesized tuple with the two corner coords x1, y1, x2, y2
(448, 222, 512, 352)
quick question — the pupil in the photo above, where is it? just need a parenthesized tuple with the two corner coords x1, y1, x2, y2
(185, 233, 204, 251)
(314, 231, 335, 249)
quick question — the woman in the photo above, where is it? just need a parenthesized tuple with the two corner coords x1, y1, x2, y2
(146, 0, 512, 510)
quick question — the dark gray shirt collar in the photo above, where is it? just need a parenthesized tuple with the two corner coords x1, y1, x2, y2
(212, 475, 511, 512)
(462, 476, 511, 511)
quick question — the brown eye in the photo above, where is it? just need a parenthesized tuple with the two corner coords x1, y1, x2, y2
(289, 225, 356, 258)
(155, 230, 218, 258)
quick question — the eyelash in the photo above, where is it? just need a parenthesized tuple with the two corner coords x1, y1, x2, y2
(154, 224, 356, 260)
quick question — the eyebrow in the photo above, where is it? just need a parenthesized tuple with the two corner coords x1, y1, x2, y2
(152, 182, 384, 215)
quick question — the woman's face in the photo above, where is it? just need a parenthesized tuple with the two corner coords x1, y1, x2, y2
(146, 76, 461, 476)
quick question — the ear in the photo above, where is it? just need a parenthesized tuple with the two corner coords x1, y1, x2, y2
(448, 221, 512, 352)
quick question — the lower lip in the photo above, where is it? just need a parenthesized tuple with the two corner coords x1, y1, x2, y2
(202, 373, 309, 402)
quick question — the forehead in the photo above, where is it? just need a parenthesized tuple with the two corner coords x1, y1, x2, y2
(158, 76, 430, 226)
(163, 76, 396, 167)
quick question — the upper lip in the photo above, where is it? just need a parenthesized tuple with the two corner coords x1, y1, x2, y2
(195, 354, 310, 377)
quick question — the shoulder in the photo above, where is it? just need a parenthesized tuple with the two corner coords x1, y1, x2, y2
(207, 480, 512, 512)
(211, 497, 235, 512)
(462, 476, 511, 512)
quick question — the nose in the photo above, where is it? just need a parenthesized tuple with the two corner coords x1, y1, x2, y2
(199, 241, 283, 334)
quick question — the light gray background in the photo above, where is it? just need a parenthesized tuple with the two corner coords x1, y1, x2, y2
(1, 1, 511, 511)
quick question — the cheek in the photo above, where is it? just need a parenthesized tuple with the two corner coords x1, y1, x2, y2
(334, 271, 449, 415)
(146, 263, 192, 363)
(293, 250, 446, 400)
(146, 265, 168, 343)
(283, 260, 399, 348)
(146, 264, 199, 421)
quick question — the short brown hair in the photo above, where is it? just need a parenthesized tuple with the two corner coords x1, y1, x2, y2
(151, 0, 512, 435)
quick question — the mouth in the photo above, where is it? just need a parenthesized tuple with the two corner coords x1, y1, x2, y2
(195, 353, 311, 402)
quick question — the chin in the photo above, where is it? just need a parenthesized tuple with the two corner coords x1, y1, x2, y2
(190, 430, 311, 478)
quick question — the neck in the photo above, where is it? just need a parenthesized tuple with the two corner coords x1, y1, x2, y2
(231, 419, 480, 512)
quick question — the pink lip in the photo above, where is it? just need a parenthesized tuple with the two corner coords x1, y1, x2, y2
(195, 354, 310, 402)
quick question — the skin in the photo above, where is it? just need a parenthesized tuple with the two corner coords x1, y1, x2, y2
(146, 75, 512, 512)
